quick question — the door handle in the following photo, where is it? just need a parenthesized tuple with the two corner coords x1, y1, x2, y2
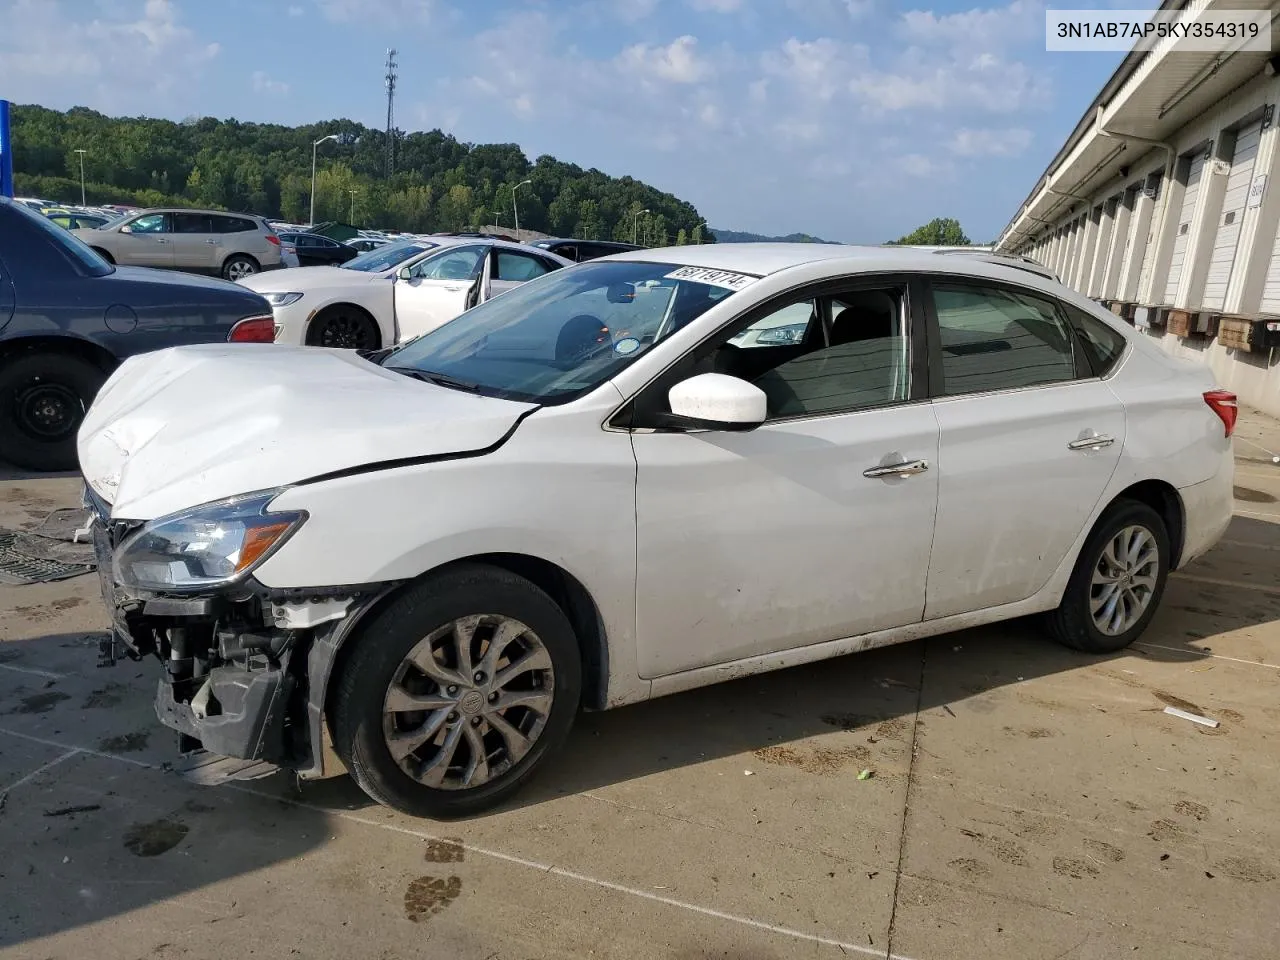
(442, 285, 464, 292)
(205, 239, 218, 244)
(1068, 434, 1115, 451)
(155, 238, 169, 243)
(863, 459, 929, 479)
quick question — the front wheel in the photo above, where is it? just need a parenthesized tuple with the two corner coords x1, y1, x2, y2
(1042, 500, 1170, 654)
(305, 305, 380, 349)
(0, 351, 107, 472)
(222, 255, 259, 281)
(332, 564, 582, 818)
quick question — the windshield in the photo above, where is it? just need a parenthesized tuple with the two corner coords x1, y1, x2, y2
(342, 238, 438, 273)
(14, 202, 114, 276)
(384, 259, 748, 404)
(99, 212, 134, 230)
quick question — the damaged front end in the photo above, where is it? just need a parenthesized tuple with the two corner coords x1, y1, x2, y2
(88, 485, 390, 778)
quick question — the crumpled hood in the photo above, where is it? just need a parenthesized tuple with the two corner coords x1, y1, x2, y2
(78, 344, 535, 520)
(237, 265, 386, 292)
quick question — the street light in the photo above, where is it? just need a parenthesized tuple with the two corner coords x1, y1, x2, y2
(74, 149, 87, 206)
(512, 179, 532, 240)
(310, 134, 340, 226)
(349, 189, 358, 223)
(633, 208, 650, 246)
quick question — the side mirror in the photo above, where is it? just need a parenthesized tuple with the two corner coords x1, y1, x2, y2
(119, 225, 132, 234)
(397, 266, 413, 281)
(662, 373, 766, 432)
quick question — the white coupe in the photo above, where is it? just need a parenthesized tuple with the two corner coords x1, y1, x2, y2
(80, 243, 1234, 818)
(238, 236, 573, 349)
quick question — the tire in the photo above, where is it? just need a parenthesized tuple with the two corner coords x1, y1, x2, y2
(222, 254, 259, 282)
(0, 351, 107, 472)
(305, 305, 380, 350)
(91, 248, 115, 264)
(1042, 499, 1170, 654)
(332, 563, 583, 818)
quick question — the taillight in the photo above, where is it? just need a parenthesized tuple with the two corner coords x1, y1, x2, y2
(1203, 389, 1238, 438)
(266, 234, 280, 246)
(229, 315, 277, 343)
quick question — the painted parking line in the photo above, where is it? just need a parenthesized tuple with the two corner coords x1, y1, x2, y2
(0, 726, 916, 960)
(0, 747, 80, 796)
(1134, 642, 1280, 671)
(0, 662, 66, 680)
(1171, 571, 1280, 597)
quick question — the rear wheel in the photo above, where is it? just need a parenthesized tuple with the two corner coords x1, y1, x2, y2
(1042, 500, 1170, 653)
(306, 305, 380, 350)
(332, 564, 582, 818)
(222, 254, 259, 281)
(0, 351, 106, 471)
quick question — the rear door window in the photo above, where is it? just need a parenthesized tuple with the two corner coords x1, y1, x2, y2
(1061, 303, 1128, 377)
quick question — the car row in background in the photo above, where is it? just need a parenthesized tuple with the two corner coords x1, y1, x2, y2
(277, 232, 360, 268)
(530, 237, 642, 262)
(0, 198, 274, 471)
(239, 236, 572, 349)
(71, 208, 284, 281)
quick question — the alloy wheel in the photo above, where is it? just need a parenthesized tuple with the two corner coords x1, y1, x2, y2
(381, 615, 555, 791)
(227, 259, 256, 281)
(317, 314, 374, 349)
(1089, 524, 1160, 636)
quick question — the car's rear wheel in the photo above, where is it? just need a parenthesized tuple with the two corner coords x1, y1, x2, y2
(1042, 500, 1170, 654)
(0, 351, 107, 472)
(306, 305, 380, 350)
(222, 255, 259, 281)
(331, 564, 582, 818)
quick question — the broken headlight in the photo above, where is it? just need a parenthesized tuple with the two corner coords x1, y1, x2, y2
(114, 491, 306, 592)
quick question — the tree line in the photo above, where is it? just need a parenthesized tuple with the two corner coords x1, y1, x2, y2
(9, 105, 714, 245)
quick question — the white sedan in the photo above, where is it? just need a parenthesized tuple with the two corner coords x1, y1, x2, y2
(80, 243, 1234, 818)
(238, 236, 572, 349)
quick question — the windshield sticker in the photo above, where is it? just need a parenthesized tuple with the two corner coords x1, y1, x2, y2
(663, 266, 758, 291)
(614, 337, 640, 355)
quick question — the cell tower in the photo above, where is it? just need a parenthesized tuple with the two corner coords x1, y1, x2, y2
(384, 48, 398, 177)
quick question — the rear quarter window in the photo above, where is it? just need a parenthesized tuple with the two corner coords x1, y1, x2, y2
(1063, 303, 1128, 376)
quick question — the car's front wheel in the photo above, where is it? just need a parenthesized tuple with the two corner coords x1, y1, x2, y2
(332, 564, 582, 818)
(1042, 499, 1170, 654)
(0, 351, 106, 472)
(305, 305, 380, 349)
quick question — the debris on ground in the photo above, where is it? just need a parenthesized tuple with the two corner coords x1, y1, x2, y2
(43, 804, 102, 818)
(857, 769, 875, 781)
(1163, 706, 1220, 728)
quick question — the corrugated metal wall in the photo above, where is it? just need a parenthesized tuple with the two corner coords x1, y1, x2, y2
(1203, 120, 1262, 310)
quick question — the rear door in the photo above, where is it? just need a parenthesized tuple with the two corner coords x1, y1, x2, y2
(115, 212, 174, 267)
(171, 211, 218, 272)
(393, 244, 489, 341)
(921, 278, 1126, 620)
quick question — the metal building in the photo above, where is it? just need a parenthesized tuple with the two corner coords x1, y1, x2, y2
(997, 0, 1280, 416)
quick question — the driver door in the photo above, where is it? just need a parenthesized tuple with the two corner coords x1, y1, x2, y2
(115, 212, 174, 268)
(393, 243, 488, 342)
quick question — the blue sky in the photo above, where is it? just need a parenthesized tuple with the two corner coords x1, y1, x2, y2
(0, 0, 1157, 241)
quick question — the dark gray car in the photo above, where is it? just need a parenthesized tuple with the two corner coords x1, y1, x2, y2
(0, 198, 273, 471)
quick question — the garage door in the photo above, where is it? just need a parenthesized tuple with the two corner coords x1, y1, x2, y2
(1202, 120, 1263, 310)
(1164, 151, 1207, 304)
(1261, 224, 1280, 313)
(1136, 172, 1163, 301)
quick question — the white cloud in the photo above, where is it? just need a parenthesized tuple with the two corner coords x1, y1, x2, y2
(947, 126, 1032, 156)
(319, 0, 434, 23)
(617, 35, 711, 84)
(0, 0, 220, 111)
(252, 71, 290, 96)
(690, 0, 743, 11)
(899, 0, 1043, 50)
(850, 50, 1048, 114)
(899, 153, 949, 178)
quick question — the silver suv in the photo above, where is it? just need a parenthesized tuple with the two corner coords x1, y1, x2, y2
(73, 208, 283, 281)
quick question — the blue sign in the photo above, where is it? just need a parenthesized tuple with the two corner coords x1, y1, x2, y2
(0, 100, 12, 199)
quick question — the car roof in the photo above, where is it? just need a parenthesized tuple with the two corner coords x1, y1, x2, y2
(133, 208, 264, 219)
(605, 242, 1054, 281)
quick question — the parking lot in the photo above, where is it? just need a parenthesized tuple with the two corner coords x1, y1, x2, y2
(1, 414, 1278, 960)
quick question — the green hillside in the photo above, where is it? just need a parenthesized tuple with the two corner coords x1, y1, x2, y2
(9, 104, 713, 244)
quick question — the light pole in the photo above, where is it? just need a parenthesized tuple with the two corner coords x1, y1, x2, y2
(349, 189, 358, 223)
(74, 149, 87, 206)
(512, 179, 531, 240)
(310, 134, 339, 226)
(633, 208, 650, 245)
